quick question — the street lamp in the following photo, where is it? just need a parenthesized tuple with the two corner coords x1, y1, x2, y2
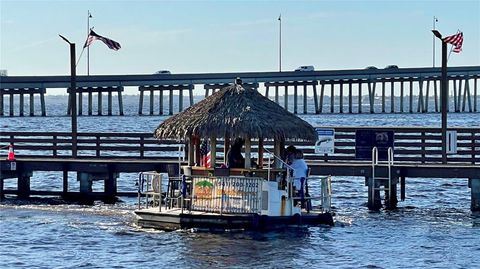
(431, 29, 448, 164)
(59, 34, 78, 158)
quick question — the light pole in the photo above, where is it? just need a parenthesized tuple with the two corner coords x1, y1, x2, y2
(432, 16, 438, 67)
(59, 34, 78, 158)
(87, 10, 92, 76)
(432, 29, 447, 164)
(278, 14, 282, 72)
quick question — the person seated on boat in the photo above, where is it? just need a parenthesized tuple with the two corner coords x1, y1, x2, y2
(285, 145, 297, 165)
(226, 138, 245, 168)
(290, 149, 308, 206)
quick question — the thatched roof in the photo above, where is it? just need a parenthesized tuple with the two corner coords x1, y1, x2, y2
(154, 82, 317, 141)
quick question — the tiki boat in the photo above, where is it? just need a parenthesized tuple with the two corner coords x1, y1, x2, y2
(135, 79, 334, 231)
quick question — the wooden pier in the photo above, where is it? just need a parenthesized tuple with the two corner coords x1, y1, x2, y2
(1, 127, 479, 210)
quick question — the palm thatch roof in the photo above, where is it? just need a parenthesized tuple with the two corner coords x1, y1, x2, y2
(154, 81, 317, 141)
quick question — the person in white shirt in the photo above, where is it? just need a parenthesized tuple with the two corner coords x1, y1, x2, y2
(289, 149, 308, 191)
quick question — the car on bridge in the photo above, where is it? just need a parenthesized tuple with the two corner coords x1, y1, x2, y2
(295, 66, 315, 72)
(384, 65, 399, 69)
(155, 70, 171, 75)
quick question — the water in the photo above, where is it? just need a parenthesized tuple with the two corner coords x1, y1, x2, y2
(1, 95, 480, 268)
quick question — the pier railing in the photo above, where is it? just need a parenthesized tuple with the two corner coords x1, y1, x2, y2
(1, 127, 479, 164)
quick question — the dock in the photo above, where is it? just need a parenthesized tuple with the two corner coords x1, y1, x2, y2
(1, 126, 479, 210)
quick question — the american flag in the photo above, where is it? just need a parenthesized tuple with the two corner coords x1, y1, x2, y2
(200, 139, 211, 168)
(443, 32, 463, 53)
(83, 30, 121, 51)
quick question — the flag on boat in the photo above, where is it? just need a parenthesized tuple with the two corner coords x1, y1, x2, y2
(83, 30, 121, 51)
(443, 32, 463, 53)
(200, 139, 211, 168)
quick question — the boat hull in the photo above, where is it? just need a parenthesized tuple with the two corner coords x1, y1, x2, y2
(135, 208, 334, 231)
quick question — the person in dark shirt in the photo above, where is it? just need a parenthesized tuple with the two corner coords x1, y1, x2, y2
(227, 138, 245, 168)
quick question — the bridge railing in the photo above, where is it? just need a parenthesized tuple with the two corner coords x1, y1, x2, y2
(1, 127, 479, 164)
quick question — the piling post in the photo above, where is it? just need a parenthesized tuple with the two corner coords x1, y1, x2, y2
(366, 177, 382, 211)
(312, 83, 319, 114)
(98, 91, 103, 115)
(0, 92, 3, 116)
(330, 82, 335, 113)
(179, 88, 184, 112)
(275, 85, 279, 104)
(348, 81, 353, 113)
(358, 82, 362, 113)
(399, 81, 404, 112)
(303, 84, 308, 114)
(104, 171, 118, 204)
(106, 91, 112, 115)
(381, 81, 385, 113)
(17, 173, 31, 199)
(385, 178, 398, 210)
(29, 93, 34, 116)
(88, 90, 93, 115)
(294, 84, 298, 113)
(138, 87, 144, 115)
(319, 83, 325, 113)
(78, 172, 93, 194)
(40, 91, 46, 116)
(149, 89, 154, 115)
(19, 93, 24, 116)
(409, 80, 413, 113)
(469, 178, 480, 211)
(339, 82, 344, 113)
(63, 170, 69, 196)
(9, 93, 14, 116)
(118, 88, 124, 116)
(169, 88, 174, 115)
(390, 80, 395, 113)
(78, 92, 83, 115)
(189, 84, 194, 106)
(0, 178, 4, 201)
(159, 89, 163, 115)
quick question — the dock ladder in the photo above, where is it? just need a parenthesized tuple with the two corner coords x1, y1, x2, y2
(371, 147, 394, 208)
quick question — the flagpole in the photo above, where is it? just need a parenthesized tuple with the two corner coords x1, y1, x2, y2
(87, 10, 92, 76)
(432, 16, 438, 67)
(278, 14, 282, 72)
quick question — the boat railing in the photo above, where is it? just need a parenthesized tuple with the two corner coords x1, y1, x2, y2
(137, 171, 164, 211)
(290, 175, 332, 213)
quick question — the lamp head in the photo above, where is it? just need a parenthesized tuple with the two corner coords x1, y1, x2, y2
(432, 30, 442, 39)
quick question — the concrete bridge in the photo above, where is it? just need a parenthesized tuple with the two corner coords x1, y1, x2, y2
(1, 66, 479, 116)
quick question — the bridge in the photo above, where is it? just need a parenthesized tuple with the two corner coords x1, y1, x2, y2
(1, 66, 479, 116)
(1, 127, 479, 210)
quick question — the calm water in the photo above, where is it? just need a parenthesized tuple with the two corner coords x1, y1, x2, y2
(1, 95, 480, 268)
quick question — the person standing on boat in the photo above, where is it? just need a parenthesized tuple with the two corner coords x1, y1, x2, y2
(290, 149, 308, 199)
(227, 138, 245, 168)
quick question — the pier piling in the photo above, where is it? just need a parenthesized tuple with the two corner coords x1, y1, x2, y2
(469, 178, 480, 211)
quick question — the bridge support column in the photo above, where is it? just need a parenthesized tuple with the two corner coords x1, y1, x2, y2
(19, 93, 24, 116)
(469, 178, 480, 211)
(366, 177, 382, 211)
(17, 173, 32, 199)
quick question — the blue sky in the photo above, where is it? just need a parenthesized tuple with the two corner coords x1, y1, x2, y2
(1, 0, 479, 76)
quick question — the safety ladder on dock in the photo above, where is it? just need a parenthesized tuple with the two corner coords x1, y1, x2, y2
(371, 147, 394, 207)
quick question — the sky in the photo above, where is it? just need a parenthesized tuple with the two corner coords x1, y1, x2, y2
(0, 0, 479, 77)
